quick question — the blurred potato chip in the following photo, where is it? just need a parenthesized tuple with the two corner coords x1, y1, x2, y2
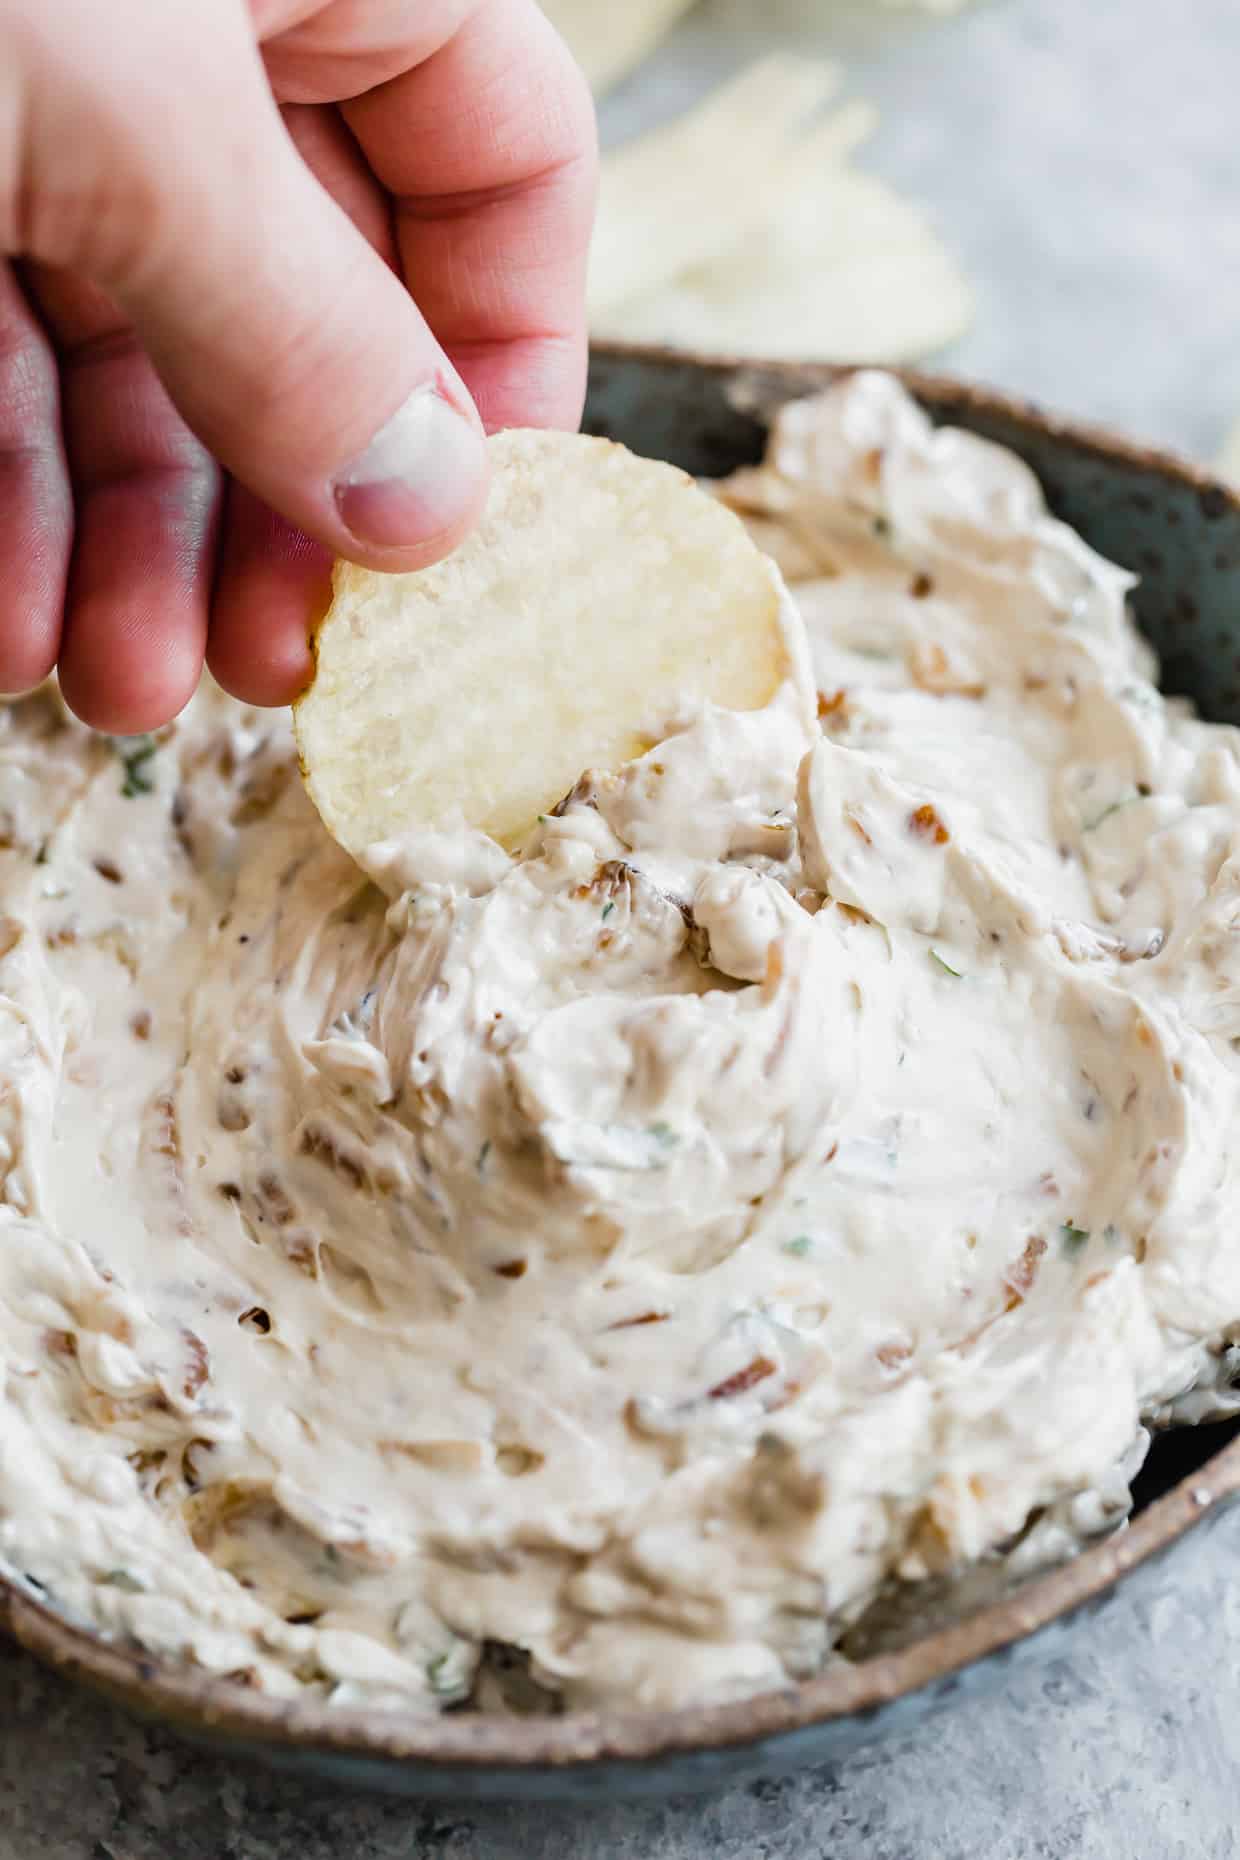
(539, 0, 695, 92)
(587, 55, 973, 366)
(294, 429, 791, 857)
(1219, 415, 1240, 486)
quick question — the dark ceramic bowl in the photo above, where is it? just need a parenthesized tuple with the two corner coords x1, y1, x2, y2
(6, 344, 1240, 1800)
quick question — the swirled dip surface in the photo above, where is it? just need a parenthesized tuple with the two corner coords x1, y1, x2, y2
(3, 374, 1240, 1715)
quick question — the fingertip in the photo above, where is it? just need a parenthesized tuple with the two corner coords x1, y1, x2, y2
(0, 271, 72, 699)
(54, 468, 217, 735)
(331, 480, 490, 576)
(0, 447, 70, 695)
(0, 552, 64, 696)
(209, 487, 329, 708)
(58, 626, 204, 735)
(211, 623, 317, 709)
(329, 381, 489, 560)
(0, 638, 61, 700)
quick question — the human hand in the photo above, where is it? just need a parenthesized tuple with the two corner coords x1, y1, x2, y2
(0, 0, 597, 731)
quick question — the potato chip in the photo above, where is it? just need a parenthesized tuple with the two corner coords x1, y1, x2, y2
(594, 162, 974, 364)
(588, 56, 848, 321)
(294, 429, 794, 857)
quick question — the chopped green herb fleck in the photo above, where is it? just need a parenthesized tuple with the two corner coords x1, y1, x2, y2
(1103, 1222, 1121, 1245)
(647, 1121, 678, 1148)
(782, 1235, 813, 1258)
(1084, 791, 1139, 832)
(426, 1652, 457, 1695)
(1060, 1221, 1090, 1258)
(601, 901, 615, 921)
(101, 1568, 145, 1592)
(34, 841, 48, 866)
(476, 1139, 491, 1176)
(112, 735, 159, 797)
(929, 949, 963, 978)
(872, 515, 892, 538)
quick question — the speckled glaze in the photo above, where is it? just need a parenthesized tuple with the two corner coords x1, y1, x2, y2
(5, 344, 1240, 1801)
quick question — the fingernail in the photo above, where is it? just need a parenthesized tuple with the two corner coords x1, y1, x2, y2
(333, 386, 486, 549)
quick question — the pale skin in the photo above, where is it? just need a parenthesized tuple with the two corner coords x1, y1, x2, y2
(0, 0, 598, 732)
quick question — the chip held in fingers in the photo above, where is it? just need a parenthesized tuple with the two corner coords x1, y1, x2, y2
(294, 428, 793, 857)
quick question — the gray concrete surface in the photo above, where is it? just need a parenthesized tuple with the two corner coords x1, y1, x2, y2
(4, 0, 1240, 1854)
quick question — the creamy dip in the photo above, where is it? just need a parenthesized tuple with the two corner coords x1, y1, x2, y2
(2, 372, 1239, 1716)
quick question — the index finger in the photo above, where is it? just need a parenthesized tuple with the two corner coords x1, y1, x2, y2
(341, 0, 597, 433)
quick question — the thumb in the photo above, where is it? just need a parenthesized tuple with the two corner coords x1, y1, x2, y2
(72, 13, 489, 569)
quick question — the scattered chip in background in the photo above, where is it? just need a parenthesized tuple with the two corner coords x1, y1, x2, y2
(586, 54, 974, 364)
(1218, 417, 1240, 485)
(542, 0, 978, 93)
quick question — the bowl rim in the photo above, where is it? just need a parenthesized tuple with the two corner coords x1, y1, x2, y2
(6, 343, 1240, 1774)
(6, 1432, 1240, 1770)
(587, 340, 1240, 499)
